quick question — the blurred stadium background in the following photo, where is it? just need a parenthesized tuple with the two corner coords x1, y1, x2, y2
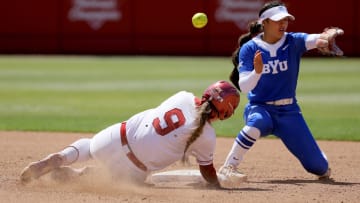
(0, 0, 358, 56)
(0, 0, 359, 140)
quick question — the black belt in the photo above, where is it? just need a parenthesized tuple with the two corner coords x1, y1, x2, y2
(120, 122, 147, 171)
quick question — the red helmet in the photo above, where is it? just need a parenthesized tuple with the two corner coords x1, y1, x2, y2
(202, 80, 240, 120)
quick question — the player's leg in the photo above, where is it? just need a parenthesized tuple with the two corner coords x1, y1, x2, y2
(20, 138, 92, 183)
(60, 138, 92, 164)
(222, 126, 261, 167)
(219, 105, 273, 179)
(22, 122, 125, 184)
(90, 123, 149, 184)
(274, 108, 330, 178)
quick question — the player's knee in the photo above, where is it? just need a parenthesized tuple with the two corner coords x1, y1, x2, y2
(304, 163, 328, 176)
(69, 138, 92, 163)
(302, 153, 329, 176)
(245, 109, 273, 136)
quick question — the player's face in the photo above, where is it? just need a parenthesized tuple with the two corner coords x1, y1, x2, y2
(263, 18, 289, 43)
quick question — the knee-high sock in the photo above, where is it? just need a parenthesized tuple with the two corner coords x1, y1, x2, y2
(223, 126, 260, 167)
(59, 138, 92, 165)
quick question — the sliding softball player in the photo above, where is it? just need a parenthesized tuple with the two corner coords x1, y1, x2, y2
(20, 81, 242, 188)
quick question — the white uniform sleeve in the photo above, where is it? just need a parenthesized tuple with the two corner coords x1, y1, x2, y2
(239, 70, 262, 93)
(305, 34, 320, 50)
(189, 122, 216, 166)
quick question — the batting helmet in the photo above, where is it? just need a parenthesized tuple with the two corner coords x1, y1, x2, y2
(202, 80, 240, 120)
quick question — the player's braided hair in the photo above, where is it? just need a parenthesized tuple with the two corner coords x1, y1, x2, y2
(181, 101, 212, 163)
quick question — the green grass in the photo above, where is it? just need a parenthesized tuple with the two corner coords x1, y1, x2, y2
(296, 58, 360, 141)
(0, 55, 359, 141)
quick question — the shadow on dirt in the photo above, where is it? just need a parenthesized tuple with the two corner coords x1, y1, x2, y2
(261, 179, 359, 186)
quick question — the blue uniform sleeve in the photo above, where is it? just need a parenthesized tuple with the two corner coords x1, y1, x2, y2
(290, 32, 308, 55)
(238, 33, 309, 103)
(238, 42, 257, 73)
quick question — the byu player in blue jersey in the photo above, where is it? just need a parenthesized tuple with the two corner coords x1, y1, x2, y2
(219, 0, 344, 182)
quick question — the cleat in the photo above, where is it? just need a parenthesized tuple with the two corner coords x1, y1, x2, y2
(20, 153, 64, 184)
(50, 166, 93, 182)
(219, 165, 247, 181)
(318, 168, 331, 180)
(50, 166, 81, 182)
(218, 165, 247, 188)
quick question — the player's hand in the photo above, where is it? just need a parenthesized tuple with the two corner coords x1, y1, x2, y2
(317, 27, 344, 56)
(253, 50, 263, 74)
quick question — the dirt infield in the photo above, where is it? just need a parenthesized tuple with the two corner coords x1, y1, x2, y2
(1, 131, 359, 203)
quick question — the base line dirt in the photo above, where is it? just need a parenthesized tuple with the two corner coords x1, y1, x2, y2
(1, 131, 359, 202)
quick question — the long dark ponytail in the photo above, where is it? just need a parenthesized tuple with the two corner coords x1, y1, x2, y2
(229, 21, 263, 91)
(229, 1, 285, 91)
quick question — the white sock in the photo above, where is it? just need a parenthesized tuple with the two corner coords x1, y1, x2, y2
(60, 138, 92, 165)
(224, 126, 260, 167)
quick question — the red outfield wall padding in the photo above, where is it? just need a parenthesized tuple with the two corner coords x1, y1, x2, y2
(0, 0, 358, 56)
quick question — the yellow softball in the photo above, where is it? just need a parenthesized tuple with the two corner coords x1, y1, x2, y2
(192, 12, 208, 29)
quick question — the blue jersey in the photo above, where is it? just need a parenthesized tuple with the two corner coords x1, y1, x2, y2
(235, 32, 329, 176)
(238, 32, 308, 103)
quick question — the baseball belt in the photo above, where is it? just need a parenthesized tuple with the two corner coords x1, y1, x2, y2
(266, 98, 293, 106)
(120, 122, 148, 171)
